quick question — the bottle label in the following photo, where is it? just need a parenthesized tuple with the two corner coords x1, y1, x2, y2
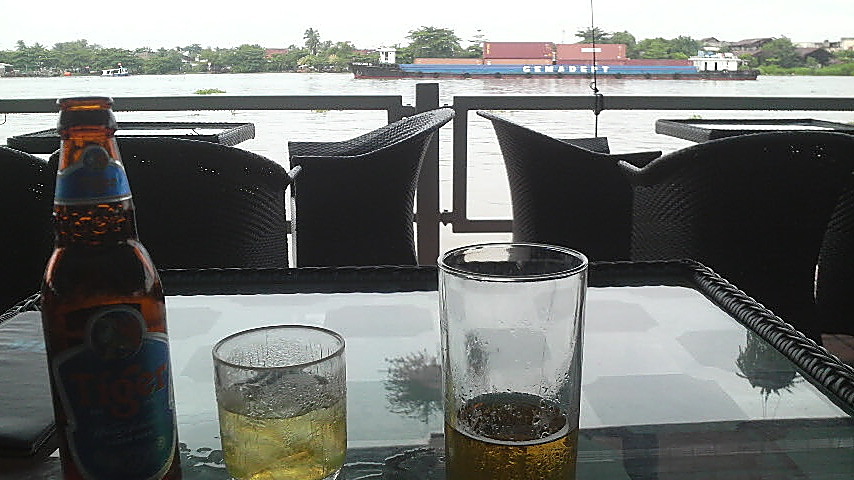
(55, 144, 132, 205)
(52, 304, 176, 480)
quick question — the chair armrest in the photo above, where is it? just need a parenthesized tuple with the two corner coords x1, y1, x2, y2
(613, 150, 662, 168)
(288, 141, 359, 158)
(558, 137, 611, 154)
(287, 165, 302, 181)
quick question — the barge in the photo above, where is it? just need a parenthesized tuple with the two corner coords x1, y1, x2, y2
(352, 43, 759, 80)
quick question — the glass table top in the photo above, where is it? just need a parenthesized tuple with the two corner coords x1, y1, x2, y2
(4, 267, 852, 479)
(163, 286, 846, 457)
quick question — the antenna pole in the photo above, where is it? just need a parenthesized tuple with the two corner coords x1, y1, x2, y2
(589, 0, 604, 137)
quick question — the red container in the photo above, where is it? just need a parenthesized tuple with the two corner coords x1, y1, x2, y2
(483, 42, 554, 59)
(414, 58, 483, 65)
(624, 58, 692, 66)
(483, 58, 553, 65)
(556, 43, 626, 62)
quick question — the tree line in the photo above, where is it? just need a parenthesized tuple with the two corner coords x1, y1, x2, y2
(2, 27, 852, 76)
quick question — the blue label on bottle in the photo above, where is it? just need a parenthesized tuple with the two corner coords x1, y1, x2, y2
(55, 145, 132, 205)
(52, 305, 176, 480)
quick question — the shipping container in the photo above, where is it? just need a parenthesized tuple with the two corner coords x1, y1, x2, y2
(414, 58, 483, 65)
(556, 43, 626, 62)
(483, 42, 554, 59)
(624, 58, 692, 66)
(483, 58, 554, 65)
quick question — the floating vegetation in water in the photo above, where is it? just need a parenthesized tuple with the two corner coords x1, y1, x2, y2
(195, 88, 226, 95)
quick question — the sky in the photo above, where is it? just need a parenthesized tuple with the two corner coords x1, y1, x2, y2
(2, 0, 852, 52)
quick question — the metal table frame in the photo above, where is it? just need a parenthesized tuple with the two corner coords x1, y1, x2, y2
(655, 118, 854, 143)
(2, 261, 853, 479)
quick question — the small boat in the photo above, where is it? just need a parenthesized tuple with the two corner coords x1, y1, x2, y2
(101, 67, 130, 77)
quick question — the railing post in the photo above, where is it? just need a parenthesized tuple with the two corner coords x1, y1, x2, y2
(415, 83, 440, 265)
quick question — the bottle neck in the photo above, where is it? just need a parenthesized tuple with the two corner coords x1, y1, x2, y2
(54, 126, 139, 246)
(53, 199, 139, 247)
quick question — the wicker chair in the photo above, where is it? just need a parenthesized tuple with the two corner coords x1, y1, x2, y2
(48, 138, 296, 269)
(288, 107, 454, 267)
(0, 147, 54, 313)
(477, 111, 662, 261)
(816, 184, 854, 336)
(618, 131, 854, 342)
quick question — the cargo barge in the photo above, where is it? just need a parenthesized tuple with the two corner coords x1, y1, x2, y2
(352, 43, 759, 80)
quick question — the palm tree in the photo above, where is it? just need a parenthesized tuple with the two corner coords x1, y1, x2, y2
(304, 28, 321, 56)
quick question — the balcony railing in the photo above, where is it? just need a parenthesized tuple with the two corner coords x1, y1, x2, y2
(2, 84, 853, 265)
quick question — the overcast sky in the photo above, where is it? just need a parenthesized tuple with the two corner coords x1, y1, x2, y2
(2, 0, 851, 51)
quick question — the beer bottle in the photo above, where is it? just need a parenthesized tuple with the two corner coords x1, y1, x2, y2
(41, 97, 181, 479)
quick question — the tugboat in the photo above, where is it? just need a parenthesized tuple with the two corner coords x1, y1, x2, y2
(101, 63, 130, 77)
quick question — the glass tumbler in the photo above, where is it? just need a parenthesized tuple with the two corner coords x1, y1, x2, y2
(213, 325, 346, 480)
(439, 243, 588, 480)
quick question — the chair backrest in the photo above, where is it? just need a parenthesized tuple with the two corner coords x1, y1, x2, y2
(478, 111, 661, 261)
(816, 184, 854, 335)
(48, 138, 294, 269)
(0, 147, 53, 313)
(619, 131, 854, 341)
(288, 107, 454, 267)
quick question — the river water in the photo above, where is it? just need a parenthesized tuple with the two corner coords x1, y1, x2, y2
(2, 73, 853, 244)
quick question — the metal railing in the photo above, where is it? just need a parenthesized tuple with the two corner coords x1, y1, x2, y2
(3, 85, 853, 266)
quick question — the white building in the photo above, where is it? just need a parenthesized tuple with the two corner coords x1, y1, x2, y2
(377, 47, 397, 65)
(689, 47, 744, 72)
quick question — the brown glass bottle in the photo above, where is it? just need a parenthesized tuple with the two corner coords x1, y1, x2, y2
(41, 97, 181, 480)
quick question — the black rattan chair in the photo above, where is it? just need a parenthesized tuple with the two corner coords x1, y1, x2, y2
(0, 147, 53, 313)
(816, 185, 854, 336)
(618, 131, 854, 342)
(49, 138, 296, 269)
(478, 111, 662, 261)
(288, 107, 454, 267)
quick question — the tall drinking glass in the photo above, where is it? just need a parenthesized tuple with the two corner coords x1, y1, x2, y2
(439, 243, 587, 480)
(213, 325, 346, 480)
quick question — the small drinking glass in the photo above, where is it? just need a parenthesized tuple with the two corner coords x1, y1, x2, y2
(213, 325, 346, 480)
(439, 243, 588, 480)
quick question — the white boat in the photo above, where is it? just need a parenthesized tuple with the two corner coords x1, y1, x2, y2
(101, 67, 129, 77)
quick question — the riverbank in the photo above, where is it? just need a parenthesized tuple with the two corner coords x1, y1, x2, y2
(759, 62, 854, 76)
(5, 62, 854, 78)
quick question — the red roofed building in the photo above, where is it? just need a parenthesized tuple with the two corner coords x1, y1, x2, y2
(265, 48, 290, 58)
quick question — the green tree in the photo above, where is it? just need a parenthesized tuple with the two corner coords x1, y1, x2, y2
(304, 28, 321, 55)
(611, 31, 637, 55)
(224, 44, 267, 73)
(142, 48, 183, 74)
(395, 44, 414, 63)
(406, 26, 463, 58)
(739, 53, 759, 68)
(96, 48, 141, 72)
(759, 37, 803, 68)
(13, 41, 52, 72)
(575, 27, 612, 43)
(182, 44, 203, 57)
(670, 35, 701, 57)
(52, 39, 96, 72)
(464, 30, 485, 58)
(282, 47, 311, 70)
(635, 38, 671, 58)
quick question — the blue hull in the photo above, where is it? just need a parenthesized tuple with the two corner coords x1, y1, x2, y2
(352, 63, 759, 80)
